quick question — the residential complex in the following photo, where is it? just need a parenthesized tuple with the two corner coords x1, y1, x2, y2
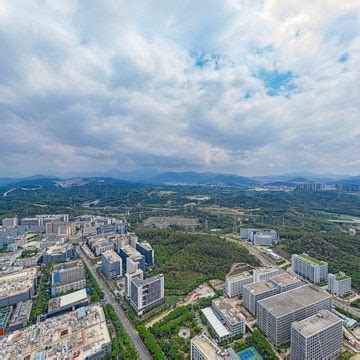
(51, 261, 86, 296)
(225, 269, 253, 297)
(291, 253, 328, 284)
(291, 310, 343, 360)
(328, 272, 352, 296)
(257, 285, 332, 345)
(130, 274, 165, 315)
(243, 281, 278, 316)
(0, 304, 111, 360)
(101, 249, 122, 279)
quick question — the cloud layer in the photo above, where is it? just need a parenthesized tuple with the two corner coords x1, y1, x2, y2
(0, 0, 359, 176)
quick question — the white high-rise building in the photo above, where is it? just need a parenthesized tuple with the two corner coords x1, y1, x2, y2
(291, 310, 342, 360)
(328, 273, 351, 296)
(291, 253, 328, 284)
(190, 333, 232, 360)
(225, 271, 253, 297)
(253, 267, 281, 282)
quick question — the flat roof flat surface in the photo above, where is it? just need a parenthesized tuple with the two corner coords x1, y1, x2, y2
(202, 307, 230, 338)
(292, 310, 342, 337)
(60, 288, 87, 307)
(102, 249, 121, 262)
(244, 281, 277, 295)
(270, 273, 302, 286)
(257, 285, 331, 317)
(191, 334, 224, 360)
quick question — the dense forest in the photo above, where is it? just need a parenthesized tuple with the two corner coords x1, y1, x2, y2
(138, 229, 260, 294)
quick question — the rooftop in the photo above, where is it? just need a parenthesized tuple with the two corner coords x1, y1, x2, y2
(212, 297, 244, 325)
(44, 243, 73, 255)
(270, 273, 302, 287)
(254, 266, 280, 275)
(191, 333, 228, 359)
(53, 260, 83, 271)
(0, 267, 39, 299)
(227, 262, 255, 277)
(257, 285, 332, 318)
(137, 241, 153, 251)
(334, 273, 351, 281)
(102, 249, 121, 262)
(292, 310, 342, 337)
(243, 281, 277, 295)
(298, 253, 326, 266)
(122, 245, 143, 260)
(48, 288, 88, 313)
(202, 307, 230, 338)
(0, 304, 110, 360)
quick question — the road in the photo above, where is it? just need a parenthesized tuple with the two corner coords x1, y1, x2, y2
(333, 297, 360, 318)
(224, 235, 273, 266)
(77, 246, 152, 360)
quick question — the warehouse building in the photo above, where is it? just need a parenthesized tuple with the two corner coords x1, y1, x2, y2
(0, 267, 40, 307)
(291, 310, 343, 360)
(257, 285, 332, 346)
(0, 304, 111, 360)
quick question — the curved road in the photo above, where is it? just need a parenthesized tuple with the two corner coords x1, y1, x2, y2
(77, 246, 152, 360)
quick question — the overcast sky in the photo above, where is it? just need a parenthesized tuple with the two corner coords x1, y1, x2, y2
(0, 0, 359, 177)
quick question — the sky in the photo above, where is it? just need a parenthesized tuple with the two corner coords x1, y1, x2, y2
(0, 0, 360, 177)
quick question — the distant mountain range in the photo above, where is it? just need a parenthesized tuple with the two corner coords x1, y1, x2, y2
(0, 171, 358, 188)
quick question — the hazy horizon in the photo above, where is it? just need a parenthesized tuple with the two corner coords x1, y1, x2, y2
(0, 1, 359, 177)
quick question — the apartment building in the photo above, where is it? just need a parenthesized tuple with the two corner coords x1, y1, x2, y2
(328, 273, 352, 296)
(291, 253, 328, 283)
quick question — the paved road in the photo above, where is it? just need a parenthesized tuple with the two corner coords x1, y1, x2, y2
(225, 235, 273, 266)
(77, 246, 152, 360)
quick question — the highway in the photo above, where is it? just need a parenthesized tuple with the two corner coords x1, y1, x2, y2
(76, 246, 152, 360)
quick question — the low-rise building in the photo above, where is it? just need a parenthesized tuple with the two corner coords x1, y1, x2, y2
(0, 304, 111, 360)
(243, 281, 278, 316)
(291, 253, 328, 284)
(42, 243, 75, 263)
(328, 272, 352, 296)
(257, 285, 332, 346)
(101, 249, 122, 279)
(0, 267, 40, 307)
(269, 273, 303, 293)
(291, 310, 342, 360)
(48, 288, 89, 317)
(130, 274, 164, 315)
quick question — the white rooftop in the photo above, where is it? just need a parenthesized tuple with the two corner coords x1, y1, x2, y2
(202, 307, 230, 338)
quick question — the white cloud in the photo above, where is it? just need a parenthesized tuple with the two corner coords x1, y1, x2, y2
(0, 0, 359, 176)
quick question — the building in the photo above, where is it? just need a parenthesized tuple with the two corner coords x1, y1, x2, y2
(240, 228, 256, 240)
(291, 253, 328, 284)
(202, 307, 232, 342)
(253, 266, 281, 282)
(328, 272, 352, 296)
(2, 217, 18, 229)
(269, 273, 303, 293)
(48, 288, 89, 316)
(130, 274, 164, 315)
(0, 267, 40, 307)
(0, 306, 12, 336)
(291, 310, 343, 360)
(211, 297, 246, 336)
(224, 263, 255, 298)
(36, 214, 69, 225)
(257, 285, 332, 345)
(125, 269, 144, 298)
(0, 300, 33, 335)
(51, 261, 86, 296)
(240, 228, 278, 246)
(136, 241, 154, 266)
(102, 250, 122, 279)
(0, 304, 111, 360)
(42, 243, 75, 263)
(45, 221, 76, 236)
(120, 245, 145, 273)
(190, 333, 234, 360)
(243, 281, 278, 316)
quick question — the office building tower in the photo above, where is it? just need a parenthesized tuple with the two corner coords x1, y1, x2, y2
(291, 253, 328, 284)
(102, 250, 122, 279)
(291, 310, 342, 360)
(257, 285, 332, 346)
(124, 269, 144, 298)
(120, 245, 145, 272)
(328, 273, 352, 296)
(136, 241, 154, 266)
(243, 281, 278, 316)
(130, 274, 164, 315)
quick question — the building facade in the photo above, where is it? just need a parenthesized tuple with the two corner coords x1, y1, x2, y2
(291, 254, 328, 283)
(328, 273, 352, 296)
(291, 310, 342, 360)
(225, 271, 253, 297)
(101, 250, 122, 279)
(136, 242, 154, 266)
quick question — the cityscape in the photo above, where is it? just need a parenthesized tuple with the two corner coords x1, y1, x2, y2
(1, 0, 360, 359)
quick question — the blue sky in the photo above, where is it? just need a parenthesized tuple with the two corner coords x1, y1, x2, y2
(0, 0, 359, 177)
